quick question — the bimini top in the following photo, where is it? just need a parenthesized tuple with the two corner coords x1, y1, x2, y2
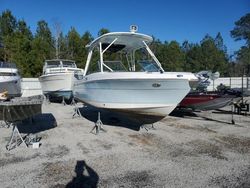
(86, 32, 153, 52)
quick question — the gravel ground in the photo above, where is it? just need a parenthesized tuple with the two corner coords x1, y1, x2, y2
(0, 100, 250, 188)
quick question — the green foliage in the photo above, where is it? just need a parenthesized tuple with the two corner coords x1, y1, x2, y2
(161, 41, 185, 71)
(0, 9, 248, 77)
(11, 20, 33, 76)
(200, 34, 228, 74)
(236, 46, 250, 75)
(185, 44, 204, 72)
(79, 31, 93, 68)
(66, 27, 81, 59)
(29, 20, 55, 76)
(57, 32, 67, 59)
(152, 34, 229, 75)
(231, 13, 250, 76)
(215, 32, 227, 53)
(65, 28, 93, 68)
(98, 28, 110, 36)
(237, 46, 250, 65)
(231, 13, 250, 46)
(0, 9, 16, 37)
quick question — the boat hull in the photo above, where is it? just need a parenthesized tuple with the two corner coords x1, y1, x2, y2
(39, 73, 74, 100)
(0, 77, 22, 98)
(179, 93, 236, 111)
(74, 72, 190, 117)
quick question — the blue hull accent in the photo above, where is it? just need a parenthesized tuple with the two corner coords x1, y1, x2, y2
(44, 90, 73, 100)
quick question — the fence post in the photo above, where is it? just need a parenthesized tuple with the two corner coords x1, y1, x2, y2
(247, 77, 249, 89)
(229, 77, 231, 88)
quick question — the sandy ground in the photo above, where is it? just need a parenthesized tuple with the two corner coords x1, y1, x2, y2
(0, 100, 250, 188)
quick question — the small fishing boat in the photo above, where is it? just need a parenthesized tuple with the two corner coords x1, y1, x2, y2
(179, 90, 241, 111)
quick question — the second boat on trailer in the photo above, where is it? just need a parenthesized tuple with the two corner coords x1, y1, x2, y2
(39, 59, 84, 103)
(74, 27, 198, 118)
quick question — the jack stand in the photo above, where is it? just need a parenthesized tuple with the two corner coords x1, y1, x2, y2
(44, 94, 50, 104)
(0, 121, 10, 128)
(6, 123, 28, 151)
(62, 96, 66, 105)
(25, 133, 41, 146)
(90, 112, 106, 135)
(231, 105, 235, 124)
(72, 105, 83, 119)
(71, 98, 76, 106)
(141, 124, 156, 131)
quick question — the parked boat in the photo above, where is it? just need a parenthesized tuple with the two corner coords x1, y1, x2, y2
(74, 28, 197, 118)
(0, 61, 22, 98)
(179, 89, 241, 111)
(39, 59, 84, 102)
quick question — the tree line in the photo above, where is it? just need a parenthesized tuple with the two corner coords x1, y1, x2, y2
(0, 10, 249, 77)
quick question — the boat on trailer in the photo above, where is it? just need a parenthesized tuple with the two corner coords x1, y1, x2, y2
(74, 27, 197, 118)
(179, 90, 241, 111)
(179, 71, 242, 111)
(39, 59, 84, 102)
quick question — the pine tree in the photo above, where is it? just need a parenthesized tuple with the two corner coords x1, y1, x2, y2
(30, 20, 54, 77)
(200, 35, 228, 75)
(215, 32, 227, 53)
(0, 10, 17, 61)
(11, 20, 33, 76)
(79, 31, 93, 68)
(66, 27, 81, 61)
(231, 13, 250, 47)
(98, 28, 110, 36)
(231, 13, 250, 76)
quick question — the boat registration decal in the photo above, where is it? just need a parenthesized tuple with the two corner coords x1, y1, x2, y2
(152, 83, 161, 87)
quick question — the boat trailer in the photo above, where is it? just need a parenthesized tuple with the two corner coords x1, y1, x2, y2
(233, 100, 249, 115)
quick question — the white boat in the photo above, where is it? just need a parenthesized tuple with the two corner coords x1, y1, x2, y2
(74, 28, 197, 117)
(39, 59, 84, 101)
(0, 62, 22, 98)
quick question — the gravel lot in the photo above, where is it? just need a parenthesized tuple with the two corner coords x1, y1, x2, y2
(0, 100, 250, 188)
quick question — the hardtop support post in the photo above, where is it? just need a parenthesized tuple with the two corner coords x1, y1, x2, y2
(99, 42, 104, 73)
(84, 50, 93, 76)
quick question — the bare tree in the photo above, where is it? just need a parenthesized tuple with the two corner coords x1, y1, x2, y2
(52, 19, 62, 59)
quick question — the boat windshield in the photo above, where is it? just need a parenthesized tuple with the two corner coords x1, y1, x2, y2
(0, 72, 17, 76)
(137, 60, 160, 72)
(103, 61, 127, 72)
(46, 61, 61, 68)
(0, 62, 17, 68)
(62, 61, 76, 68)
(86, 48, 162, 74)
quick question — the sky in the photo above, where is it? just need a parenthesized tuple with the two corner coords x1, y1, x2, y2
(0, 0, 249, 55)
